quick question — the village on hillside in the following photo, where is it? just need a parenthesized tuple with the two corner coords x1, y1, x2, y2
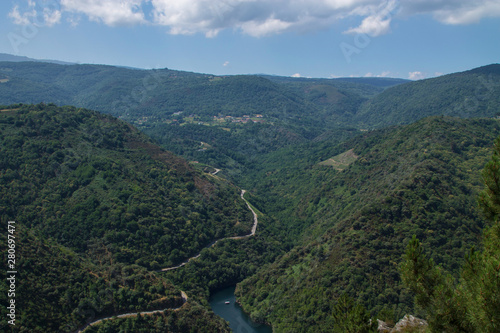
(134, 112, 266, 126)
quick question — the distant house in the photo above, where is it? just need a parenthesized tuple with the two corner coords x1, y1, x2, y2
(255, 114, 264, 118)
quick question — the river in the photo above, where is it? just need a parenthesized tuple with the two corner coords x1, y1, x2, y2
(209, 286, 273, 333)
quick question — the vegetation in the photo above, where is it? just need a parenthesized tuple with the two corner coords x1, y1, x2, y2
(82, 303, 232, 333)
(0, 103, 252, 268)
(0, 225, 184, 332)
(1, 60, 500, 332)
(235, 117, 500, 332)
(401, 136, 500, 332)
(0, 103, 252, 332)
(356, 64, 500, 128)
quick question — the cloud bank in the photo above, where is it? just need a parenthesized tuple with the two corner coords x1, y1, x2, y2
(9, 0, 500, 37)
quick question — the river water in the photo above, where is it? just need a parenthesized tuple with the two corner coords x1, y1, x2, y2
(209, 286, 273, 333)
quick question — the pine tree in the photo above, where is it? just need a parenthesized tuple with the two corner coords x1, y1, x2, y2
(332, 294, 378, 333)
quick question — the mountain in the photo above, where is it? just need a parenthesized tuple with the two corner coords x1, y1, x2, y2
(0, 59, 402, 180)
(235, 116, 500, 332)
(0, 60, 391, 124)
(0, 103, 253, 332)
(0, 52, 74, 65)
(0, 57, 413, 135)
(355, 64, 500, 128)
(1, 59, 499, 133)
(3, 60, 499, 184)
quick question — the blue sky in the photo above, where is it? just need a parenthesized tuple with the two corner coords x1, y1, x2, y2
(1, 0, 499, 79)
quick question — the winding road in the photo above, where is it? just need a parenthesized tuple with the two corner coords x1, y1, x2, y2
(160, 190, 257, 272)
(76, 189, 258, 332)
(76, 291, 188, 333)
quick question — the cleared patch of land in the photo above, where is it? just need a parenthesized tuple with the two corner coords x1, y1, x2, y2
(319, 148, 359, 171)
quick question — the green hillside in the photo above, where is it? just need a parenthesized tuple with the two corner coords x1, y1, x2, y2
(0, 226, 187, 332)
(0, 103, 253, 267)
(0, 61, 387, 126)
(0, 103, 254, 332)
(236, 117, 500, 332)
(356, 64, 500, 128)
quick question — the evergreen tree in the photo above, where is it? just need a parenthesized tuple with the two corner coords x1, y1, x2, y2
(332, 294, 378, 333)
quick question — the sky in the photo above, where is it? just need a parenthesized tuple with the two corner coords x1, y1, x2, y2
(0, 0, 499, 79)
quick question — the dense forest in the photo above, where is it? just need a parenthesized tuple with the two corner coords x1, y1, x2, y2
(355, 64, 500, 128)
(401, 136, 500, 332)
(235, 117, 500, 332)
(0, 60, 500, 332)
(0, 103, 254, 332)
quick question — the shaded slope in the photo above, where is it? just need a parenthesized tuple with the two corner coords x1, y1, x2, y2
(0, 226, 185, 332)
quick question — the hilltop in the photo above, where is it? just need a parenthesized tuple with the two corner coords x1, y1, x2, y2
(355, 64, 500, 128)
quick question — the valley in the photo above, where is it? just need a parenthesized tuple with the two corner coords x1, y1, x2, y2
(1, 60, 500, 332)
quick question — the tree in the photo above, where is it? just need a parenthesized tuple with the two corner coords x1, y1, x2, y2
(332, 294, 377, 333)
(479, 137, 500, 221)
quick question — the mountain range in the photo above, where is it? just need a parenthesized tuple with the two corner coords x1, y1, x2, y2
(1, 56, 500, 332)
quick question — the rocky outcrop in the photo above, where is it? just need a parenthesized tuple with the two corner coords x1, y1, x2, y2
(378, 315, 428, 332)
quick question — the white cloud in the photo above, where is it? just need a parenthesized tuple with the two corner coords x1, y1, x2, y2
(239, 17, 293, 37)
(9, 5, 37, 26)
(223, 61, 230, 67)
(43, 8, 62, 27)
(344, 0, 398, 37)
(61, 0, 145, 26)
(149, 0, 500, 37)
(8, 0, 500, 37)
(149, 0, 343, 37)
(344, 15, 391, 36)
(364, 71, 391, 77)
(291, 73, 302, 78)
(400, 0, 500, 25)
(408, 71, 425, 80)
(9, 1, 62, 27)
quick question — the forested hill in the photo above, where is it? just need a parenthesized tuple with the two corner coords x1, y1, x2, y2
(236, 116, 500, 332)
(0, 103, 251, 332)
(0, 52, 75, 65)
(355, 64, 500, 128)
(1, 61, 499, 133)
(0, 60, 401, 127)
